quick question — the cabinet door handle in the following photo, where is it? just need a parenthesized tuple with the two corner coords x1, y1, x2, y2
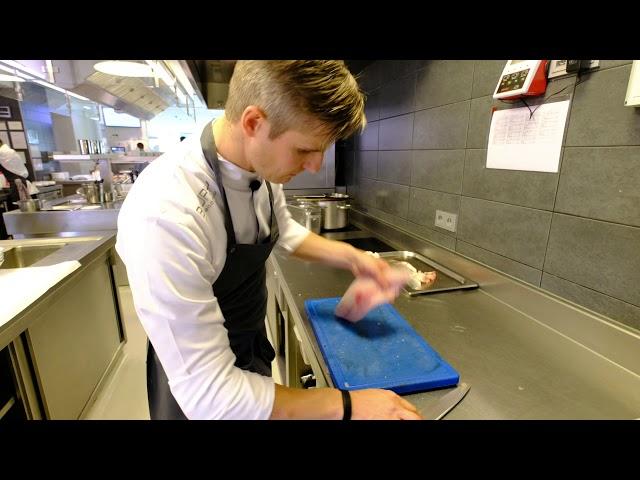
(300, 374, 316, 389)
(292, 324, 310, 366)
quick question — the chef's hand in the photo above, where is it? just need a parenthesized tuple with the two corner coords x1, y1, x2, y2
(351, 389, 423, 420)
(350, 249, 392, 289)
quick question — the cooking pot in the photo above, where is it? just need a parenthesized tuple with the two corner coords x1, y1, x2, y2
(317, 199, 350, 230)
(76, 183, 101, 204)
(13, 199, 43, 212)
(291, 194, 352, 230)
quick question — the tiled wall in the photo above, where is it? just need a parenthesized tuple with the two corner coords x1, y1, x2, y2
(345, 60, 640, 331)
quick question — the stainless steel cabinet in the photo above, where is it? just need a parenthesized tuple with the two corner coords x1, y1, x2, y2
(266, 255, 328, 390)
(25, 256, 123, 419)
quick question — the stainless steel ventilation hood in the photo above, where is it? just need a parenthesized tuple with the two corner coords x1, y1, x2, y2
(51, 60, 178, 120)
(182, 60, 235, 110)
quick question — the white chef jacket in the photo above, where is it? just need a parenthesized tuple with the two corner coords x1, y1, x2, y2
(116, 132, 310, 419)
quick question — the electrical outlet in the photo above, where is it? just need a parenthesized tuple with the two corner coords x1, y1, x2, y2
(548, 60, 599, 79)
(548, 60, 568, 79)
(435, 210, 457, 232)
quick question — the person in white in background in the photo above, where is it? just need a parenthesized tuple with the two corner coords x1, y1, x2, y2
(116, 61, 423, 420)
(0, 139, 28, 178)
(0, 138, 38, 198)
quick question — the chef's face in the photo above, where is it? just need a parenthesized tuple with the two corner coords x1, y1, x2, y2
(247, 115, 331, 184)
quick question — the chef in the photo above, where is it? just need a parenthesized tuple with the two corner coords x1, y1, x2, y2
(116, 60, 422, 420)
(0, 138, 29, 193)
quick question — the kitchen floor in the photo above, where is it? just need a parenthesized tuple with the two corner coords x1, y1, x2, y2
(82, 286, 283, 420)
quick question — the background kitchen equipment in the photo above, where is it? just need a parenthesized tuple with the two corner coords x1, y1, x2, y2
(50, 172, 70, 181)
(76, 182, 101, 204)
(317, 199, 350, 230)
(288, 202, 322, 234)
(289, 194, 352, 230)
(13, 199, 43, 212)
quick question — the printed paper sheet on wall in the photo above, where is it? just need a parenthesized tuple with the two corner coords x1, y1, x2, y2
(487, 100, 571, 173)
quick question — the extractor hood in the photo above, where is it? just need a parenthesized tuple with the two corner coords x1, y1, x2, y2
(183, 60, 236, 110)
(51, 60, 188, 121)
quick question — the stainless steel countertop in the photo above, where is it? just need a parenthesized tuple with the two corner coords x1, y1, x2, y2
(2, 196, 123, 237)
(0, 232, 117, 349)
(270, 212, 640, 419)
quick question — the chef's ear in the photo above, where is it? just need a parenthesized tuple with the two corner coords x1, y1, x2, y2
(240, 105, 268, 138)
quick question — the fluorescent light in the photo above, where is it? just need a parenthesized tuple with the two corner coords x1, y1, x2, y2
(94, 60, 153, 77)
(0, 74, 24, 82)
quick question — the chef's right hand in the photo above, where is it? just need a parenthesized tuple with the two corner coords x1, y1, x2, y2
(350, 389, 423, 420)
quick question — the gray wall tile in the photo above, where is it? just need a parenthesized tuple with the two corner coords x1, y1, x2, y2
(458, 197, 552, 268)
(404, 220, 457, 250)
(597, 60, 632, 70)
(456, 239, 542, 286)
(378, 150, 411, 185)
(375, 181, 409, 217)
(364, 89, 380, 122)
(472, 60, 507, 98)
(349, 60, 640, 326)
(544, 214, 640, 306)
(413, 101, 470, 149)
(408, 187, 460, 233)
(462, 149, 559, 210)
(357, 121, 379, 150)
(566, 64, 640, 146)
(415, 60, 474, 110)
(541, 273, 640, 331)
(411, 149, 464, 194)
(378, 60, 419, 84)
(355, 150, 378, 179)
(379, 113, 413, 150)
(358, 62, 382, 93)
(466, 95, 494, 149)
(354, 205, 456, 250)
(344, 150, 356, 186)
(358, 178, 378, 207)
(555, 147, 640, 227)
(379, 74, 416, 119)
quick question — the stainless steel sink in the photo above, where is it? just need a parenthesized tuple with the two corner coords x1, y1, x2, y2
(0, 244, 65, 269)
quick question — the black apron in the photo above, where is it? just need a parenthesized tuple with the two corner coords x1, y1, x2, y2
(146, 122, 279, 419)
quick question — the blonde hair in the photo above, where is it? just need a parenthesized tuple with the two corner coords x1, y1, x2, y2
(225, 60, 366, 144)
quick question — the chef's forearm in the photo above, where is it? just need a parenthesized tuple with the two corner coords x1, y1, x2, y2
(290, 231, 357, 270)
(270, 384, 343, 420)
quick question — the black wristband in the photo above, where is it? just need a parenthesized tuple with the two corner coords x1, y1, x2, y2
(340, 389, 352, 420)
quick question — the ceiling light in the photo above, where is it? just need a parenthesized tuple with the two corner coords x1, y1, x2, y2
(0, 74, 25, 82)
(94, 61, 154, 77)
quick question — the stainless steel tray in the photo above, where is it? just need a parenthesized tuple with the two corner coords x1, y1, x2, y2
(378, 251, 479, 296)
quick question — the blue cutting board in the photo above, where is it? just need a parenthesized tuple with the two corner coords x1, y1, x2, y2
(304, 297, 459, 394)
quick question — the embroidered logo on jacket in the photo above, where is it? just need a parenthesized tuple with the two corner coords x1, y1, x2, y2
(196, 180, 216, 218)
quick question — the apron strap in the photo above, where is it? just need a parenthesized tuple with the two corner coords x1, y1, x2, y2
(200, 121, 279, 249)
(200, 122, 236, 250)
